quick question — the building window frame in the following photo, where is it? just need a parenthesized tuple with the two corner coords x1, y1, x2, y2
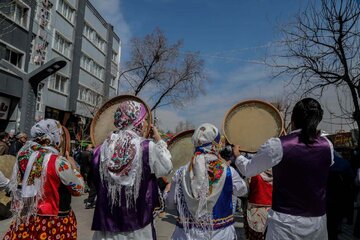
(0, 40, 26, 70)
(48, 72, 69, 95)
(56, 0, 75, 24)
(0, 0, 31, 30)
(53, 30, 72, 59)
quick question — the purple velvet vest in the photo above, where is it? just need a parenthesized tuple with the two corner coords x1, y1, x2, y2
(272, 131, 332, 217)
(91, 140, 159, 233)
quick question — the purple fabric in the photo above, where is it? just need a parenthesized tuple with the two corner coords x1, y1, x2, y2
(91, 140, 160, 233)
(272, 132, 332, 217)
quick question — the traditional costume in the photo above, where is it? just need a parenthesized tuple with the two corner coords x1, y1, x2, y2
(3, 119, 85, 240)
(244, 169, 272, 240)
(236, 129, 333, 240)
(165, 123, 248, 240)
(91, 100, 172, 240)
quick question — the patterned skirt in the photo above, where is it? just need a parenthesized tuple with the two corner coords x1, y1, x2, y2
(3, 210, 77, 240)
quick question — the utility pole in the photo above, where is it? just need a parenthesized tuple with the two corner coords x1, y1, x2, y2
(0, 57, 67, 133)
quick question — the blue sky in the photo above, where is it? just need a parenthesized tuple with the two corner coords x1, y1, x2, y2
(91, 0, 355, 133)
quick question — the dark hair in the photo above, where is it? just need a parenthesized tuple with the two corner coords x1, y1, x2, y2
(291, 98, 323, 144)
(0, 132, 8, 140)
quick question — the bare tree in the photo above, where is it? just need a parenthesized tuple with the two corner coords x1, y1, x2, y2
(272, 0, 360, 146)
(121, 28, 207, 111)
(175, 120, 195, 133)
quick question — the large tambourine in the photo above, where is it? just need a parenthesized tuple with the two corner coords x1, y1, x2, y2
(223, 99, 284, 153)
(90, 95, 152, 147)
(167, 129, 195, 180)
(60, 126, 71, 156)
(0, 154, 16, 179)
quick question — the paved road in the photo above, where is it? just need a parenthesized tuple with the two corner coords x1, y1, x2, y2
(0, 195, 358, 239)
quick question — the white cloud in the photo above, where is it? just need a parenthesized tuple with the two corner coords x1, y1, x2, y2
(90, 0, 132, 58)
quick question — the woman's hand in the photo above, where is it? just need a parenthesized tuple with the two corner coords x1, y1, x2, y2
(232, 145, 242, 158)
(151, 124, 161, 142)
(65, 151, 79, 171)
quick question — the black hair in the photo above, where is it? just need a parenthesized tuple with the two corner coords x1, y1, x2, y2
(0, 132, 8, 140)
(291, 98, 323, 144)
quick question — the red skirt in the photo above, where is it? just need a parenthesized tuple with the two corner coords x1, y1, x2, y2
(3, 210, 77, 240)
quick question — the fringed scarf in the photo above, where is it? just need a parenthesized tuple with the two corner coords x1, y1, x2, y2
(9, 119, 62, 226)
(175, 123, 227, 239)
(100, 100, 147, 209)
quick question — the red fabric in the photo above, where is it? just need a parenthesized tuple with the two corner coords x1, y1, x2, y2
(248, 175, 272, 206)
(3, 210, 77, 240)
(37, 154, 61, 215)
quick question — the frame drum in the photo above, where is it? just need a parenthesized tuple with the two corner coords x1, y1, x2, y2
(60, 125, 71, 156)
(223, 99, 284, 153)
(0, 155, 16, 179)
(167, 129, 195, 180)
(90, 95, 152, 147)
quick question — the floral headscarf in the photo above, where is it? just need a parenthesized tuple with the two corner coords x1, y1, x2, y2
(10, 119, 61, 225)
(100, 100, 148, 208)
(113, 100, 147, 134)
(30, 119, 62, 147)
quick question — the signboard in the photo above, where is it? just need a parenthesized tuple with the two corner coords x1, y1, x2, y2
(0, 96, 11, 120)
(327, 131, 355, 148)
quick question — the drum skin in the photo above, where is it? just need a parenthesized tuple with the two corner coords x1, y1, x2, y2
(167, 129, 195, 180)
(223, 99, 284, 153)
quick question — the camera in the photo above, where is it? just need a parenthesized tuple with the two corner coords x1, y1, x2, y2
(220, 144, 235, 161)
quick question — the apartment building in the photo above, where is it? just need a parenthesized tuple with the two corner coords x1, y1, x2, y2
(0, 0, 36, 131)
(0, 0, 120, 135)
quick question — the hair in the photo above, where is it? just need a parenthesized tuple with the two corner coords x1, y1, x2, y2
(0, 132, 8, 140)
(291, 98, 323, 144)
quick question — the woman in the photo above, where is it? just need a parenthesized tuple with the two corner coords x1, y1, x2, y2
(234, 98, 333, 240)
(3, 119, 85, 240)
(244, 169, 272, 240)
(91, 100, 172, 240)
(165, 123, 248, 240)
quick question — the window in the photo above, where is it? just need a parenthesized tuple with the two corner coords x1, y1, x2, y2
(80, 54, 105, 80)
(2, 1, 29, 28)
(54, 32, 71, 58)
(4, 48, 23, 69)
(83, 23, 106, 52)
(110, 76, 117, 88)
(112, 51, 118, 62)
(36, 83, 44, 111)
(48, 73, 69, 94)
(78, 86, 102, 106)
(57, 0, 74, 23)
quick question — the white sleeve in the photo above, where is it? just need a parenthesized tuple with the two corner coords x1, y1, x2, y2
(235, 138, 283, 178)
(164, 170, 181, 212)
(0, 171, 9, 190)
(230, 167, 247, 197)
(149, 140, 173, 178)
(324, 137, 335, 166)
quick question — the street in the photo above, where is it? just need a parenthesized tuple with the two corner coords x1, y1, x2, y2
(0, 194, 358, 240)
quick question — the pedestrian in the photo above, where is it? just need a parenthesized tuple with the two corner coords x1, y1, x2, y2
(3, 119, 85, 240)
(234, 98, 333, 240)
(0, 132, 9, 155)
(91, 100, 172, 240)
(244, 169, 273, 240)
(165, 123, 248, 240)
(0, 170, 12, 220)
(9, 132, 28, 156)
(326, 151, 355, 240)
(354, 167, 360, 238)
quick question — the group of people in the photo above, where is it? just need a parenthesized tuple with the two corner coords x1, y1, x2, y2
(0, 130, 28, 156)
(0, 97, 359, 240)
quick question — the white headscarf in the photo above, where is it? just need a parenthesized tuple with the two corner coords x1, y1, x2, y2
(176, 123, 228, 238)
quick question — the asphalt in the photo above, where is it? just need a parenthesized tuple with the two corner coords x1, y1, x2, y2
(0, 195, 358, 240)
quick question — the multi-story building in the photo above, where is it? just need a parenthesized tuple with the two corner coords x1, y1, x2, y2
(0, 0, 37, 131)
(0, 0, 120, 136)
